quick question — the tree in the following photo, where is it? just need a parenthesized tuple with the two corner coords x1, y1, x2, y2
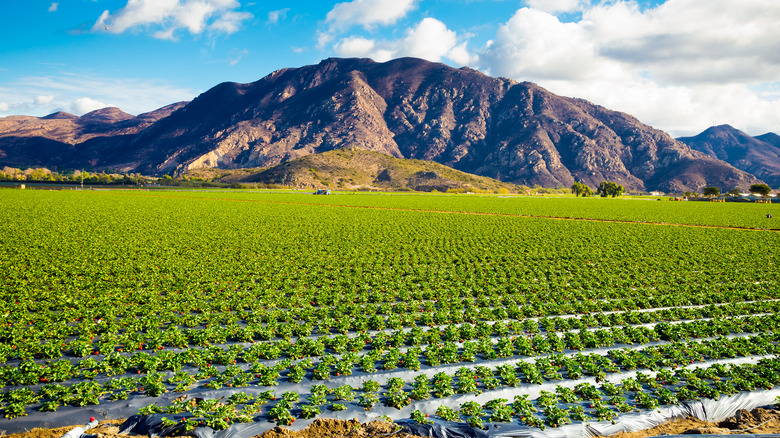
(728, 188, 741, 197)
(581, 185, 593, 197)
(749, 183, 771, 197)
(702, 187, 720, 198)
(571, 182, 593, 197)
(596, 181, 624, 198)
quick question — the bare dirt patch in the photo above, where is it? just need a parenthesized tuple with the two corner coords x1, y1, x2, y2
(257, 418, 423, 438)
(610, 407, 780, 437)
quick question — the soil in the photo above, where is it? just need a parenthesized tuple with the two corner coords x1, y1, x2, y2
(5, 408, 780, 438)
(257, 418, 423, 438)
(611, 407, 780, 437)
(0, 418, 422, 438)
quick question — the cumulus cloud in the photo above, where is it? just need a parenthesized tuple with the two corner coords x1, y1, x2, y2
(48, 3, 58, 12)
(319, 0, 417, 47)
(333, 18, 476, 65)
(480, 8, 611, 81)
(0, 102, 9, 112)
(585, 0, 780, 84)
(476, 0, 780, 136)
(93, 0, 252, 39)
(71, 97, 108, 115)
(35, 95, 55, 105)
(267, 8, 289, 24)
(325, 0, 416, 31)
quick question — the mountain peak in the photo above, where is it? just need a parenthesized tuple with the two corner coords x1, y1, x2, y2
(679, 125, 780, 187)
(41, 111, 78, 120)
(79, 107, 134, 123)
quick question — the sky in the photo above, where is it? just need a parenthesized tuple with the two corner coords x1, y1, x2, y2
(0, 0, 779, 137)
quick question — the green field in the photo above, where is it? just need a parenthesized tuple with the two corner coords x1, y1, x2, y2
(0, 189, 778, 433)
(146, 189, 778, 229)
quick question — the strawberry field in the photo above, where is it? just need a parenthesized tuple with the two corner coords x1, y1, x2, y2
(0, 189, 778, 436)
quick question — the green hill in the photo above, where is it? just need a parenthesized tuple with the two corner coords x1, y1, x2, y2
(185, 148, 526, 193)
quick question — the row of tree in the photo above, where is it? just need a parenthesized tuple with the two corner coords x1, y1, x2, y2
(0, 168, 149, 185)
(699, 183, 773, 198)
(571, 181, 624, 197)
(572, 182, 775, 198)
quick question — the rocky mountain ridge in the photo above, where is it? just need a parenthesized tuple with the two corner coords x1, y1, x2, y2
(0, 57, 766, 191)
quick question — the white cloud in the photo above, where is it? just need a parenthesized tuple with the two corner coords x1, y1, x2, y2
(0, 102, 9, 112)
(319, 0, 417, 47)
(48, 3, 58, 12)
(0, 73, 197, 117)
(334, 36, 379, 58)
(267, 8, 289, 24)
(325, 0, 416, 31)
(71, 97, 108, 115)
(584, 0, 780, 84)
(399, 17, 457, 61)
(93, 0, 252, 38)
(448, 42, 478, 67)
(35, 95, 55, 105)
(481, 8, 610, 81)
(228, 48, 249, 66)
(475, 0, 780, 136)
(210, 10, 253, 34)
(525, 0, 584, 14)
(333, 18, 476, 65)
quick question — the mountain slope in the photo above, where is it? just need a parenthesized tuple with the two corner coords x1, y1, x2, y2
(678, 125, 780, 187)
(0, 58, 762, 191)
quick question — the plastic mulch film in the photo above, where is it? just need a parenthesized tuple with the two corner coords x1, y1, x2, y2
(118, 414, 274, 438)
(115, 387, 780, 438)
(581, 388, 780, 437)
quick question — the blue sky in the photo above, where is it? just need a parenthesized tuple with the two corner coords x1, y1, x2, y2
(0, 0, 778, 137)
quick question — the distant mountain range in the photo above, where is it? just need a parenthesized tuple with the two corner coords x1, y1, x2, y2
(0, 57, 773, 192)
(677, 125, 780, 188)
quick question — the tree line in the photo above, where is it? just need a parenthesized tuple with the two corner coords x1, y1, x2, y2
(572, 182, 775, 198)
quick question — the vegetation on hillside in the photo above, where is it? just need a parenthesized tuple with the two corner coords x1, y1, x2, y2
(185, 148, 529, 193)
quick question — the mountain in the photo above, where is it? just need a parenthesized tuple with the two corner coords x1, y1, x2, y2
(677, 125, 780, 188)
(755, 132, 780, 149)
(0, 103, 187, 169)
(185, 147, 525, 192)
(0, 57, 762, 191)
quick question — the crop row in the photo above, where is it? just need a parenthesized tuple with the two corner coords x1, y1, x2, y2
(10, 353, 775, 430)
(2, 298, 778, 365)
(3, 312, 778, 386)
(2, 325, 778, 420)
